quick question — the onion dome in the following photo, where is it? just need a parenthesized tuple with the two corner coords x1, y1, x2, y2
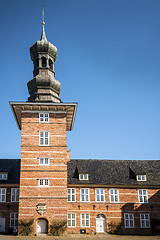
(30, 23, 57, 63)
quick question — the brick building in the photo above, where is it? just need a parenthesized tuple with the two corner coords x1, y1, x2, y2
(0, 23, 160, 235)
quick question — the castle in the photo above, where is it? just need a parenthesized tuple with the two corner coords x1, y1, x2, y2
(0, 22, 159, 235)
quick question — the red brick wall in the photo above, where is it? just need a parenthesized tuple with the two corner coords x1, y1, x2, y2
(19, 112, 68, 234)
(67, 187, 160, 235)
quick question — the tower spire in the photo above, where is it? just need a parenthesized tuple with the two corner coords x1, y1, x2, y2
(40, 0, 47, 41)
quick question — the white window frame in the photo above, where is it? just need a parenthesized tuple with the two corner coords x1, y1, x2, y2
(95, 188, 105, 202)
(140, 214, 150, 228)
(39, 113, 49, 123)
(0, 188, 6, 202)
(109, 189, 119, 203)
(39, 179, 49, 187)
(0, 173, 8, 180)
(11, 188, 19, 202)
(80, 189, 90, 202)
(81, 213, 90, 227)
(67, 188, 76, 202)
(10, 212, 18, 227)
(39, 131, 49, 146)
(138, 189, 148, 203)
(137, 175, 146, 181)
(124, 213, 134, 228)
(39, 158, 49, 165)
(79, 174, 89, 180)
(67, 213, 76, 227)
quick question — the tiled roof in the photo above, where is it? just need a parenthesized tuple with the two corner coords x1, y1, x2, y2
(67, 159, 160, 186)
(0, 159, 20, 184)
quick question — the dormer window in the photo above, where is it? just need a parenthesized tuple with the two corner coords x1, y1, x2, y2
(137, 175, 146, 181)
(79, 174, 89, 180)
(0, 173, 8, 180)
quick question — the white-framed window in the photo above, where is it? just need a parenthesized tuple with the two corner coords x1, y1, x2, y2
(67, 213, 76, 227)
(109, 189, 119, 203)
(0, 188, 6, 202)
(39, 131, 49, 146)
(39, 179, 49, 186)
(124, 213, 134, 228)
(137, 175, 146, 181)
(10, 213, 18, 227)
(0, 173, 8, 180)
(138, 189, 148, 203)
(81, 213, 90, 227)
(80, 189, 90, 202)
(79, 174, 89, 180)
(67, 188, 76, 202)
(11, 189, 19, 202)
(140, 214, 150, 228)
(39, 158, 49, 165)
(39, 113, 49, 123)
(95, 189, 105, 202)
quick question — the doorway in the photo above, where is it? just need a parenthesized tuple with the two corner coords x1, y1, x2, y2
(96, 214, 106, 233)
(37, 218, 48, 234)
(0, 216, 5, 232)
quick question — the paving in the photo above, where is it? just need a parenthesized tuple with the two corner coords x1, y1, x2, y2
(0, 234, 160, 240)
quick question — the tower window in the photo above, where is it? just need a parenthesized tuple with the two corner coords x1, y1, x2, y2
(39, 113, 49, 122)
(39, 131, 49, 146)
(42, 57, 46, 67)
(49, 59, 53, 70)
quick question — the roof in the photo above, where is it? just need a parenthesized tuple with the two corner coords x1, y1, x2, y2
(0, 159, 20, 184)
(9, 102, 77, 131)
(67, 159, 160, 186)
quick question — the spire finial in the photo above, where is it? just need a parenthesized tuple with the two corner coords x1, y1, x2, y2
(40, 0, 47, 41)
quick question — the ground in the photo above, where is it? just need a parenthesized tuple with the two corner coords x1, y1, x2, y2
(0, 235, 160, 240)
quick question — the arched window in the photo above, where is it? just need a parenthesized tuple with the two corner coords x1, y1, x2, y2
(42, 57, 46, 67)
(49, 59, 53, 70)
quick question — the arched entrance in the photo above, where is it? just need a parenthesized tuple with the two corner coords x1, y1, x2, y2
(37, 218, 48, 234)
(96, 214, 106, 233)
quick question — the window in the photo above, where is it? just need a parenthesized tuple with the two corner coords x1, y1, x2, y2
(80, 189, 90, 202)
(39, 131, 49, 146)
(0, 188, 6, 202)
(138, 189, 148, 203)
(39, 158, 49, 165)
(67, 213, 76, 227)
(10, 213, 18, 227)
(67, 189, 76, 202)
(39, 179, 49, 186)
(11, 189, 19, 202)
(95, 189, 105, 202)
(124, 213, 134, 228)
(39, 113, 49, 123)
(140, 214, 150, 228)
(0, 173, 7, 180)
(42, 57, 46, 67)
(49, 59, 53, 70)
(137, 175, 146, 181)
(79, 174, 89, 180)
(109, 189, 119, 202)
(81, 213, 90, 227)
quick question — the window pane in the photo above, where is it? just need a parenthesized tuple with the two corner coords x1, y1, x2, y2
(45, 158, 48, 164)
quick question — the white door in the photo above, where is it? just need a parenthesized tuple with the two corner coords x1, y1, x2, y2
(0, 217, 5, 232)
(96, 217, 105, 233)
(37, 219, 47, 234)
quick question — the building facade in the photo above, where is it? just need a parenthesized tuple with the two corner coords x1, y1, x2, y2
(0, 23, 160, 235)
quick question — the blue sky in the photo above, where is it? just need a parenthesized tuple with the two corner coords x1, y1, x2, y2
(1, 0, 160, 160)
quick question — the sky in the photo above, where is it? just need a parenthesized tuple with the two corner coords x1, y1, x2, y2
(1, 0, 160, 160)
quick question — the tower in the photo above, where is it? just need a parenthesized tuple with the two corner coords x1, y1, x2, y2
(10, 23, 77, 234)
